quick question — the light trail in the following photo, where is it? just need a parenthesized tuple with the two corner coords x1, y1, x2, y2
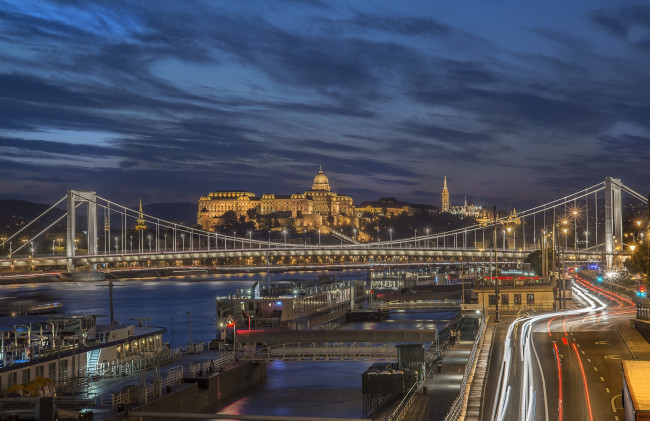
(572, 342, 594, 421)
(492, 283, 606, 420)
(553, 342, 563, 421)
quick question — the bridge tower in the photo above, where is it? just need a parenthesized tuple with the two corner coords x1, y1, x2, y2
(66, 190, 98, 271)
(604, 177, 623, 269)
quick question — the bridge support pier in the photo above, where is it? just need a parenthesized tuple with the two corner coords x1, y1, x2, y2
(604, 177, 623, 269)
(66, 190, 98, 271)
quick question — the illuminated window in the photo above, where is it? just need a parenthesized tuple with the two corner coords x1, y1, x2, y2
(527, 294, 534, 304)
(514, 294, 522, 305)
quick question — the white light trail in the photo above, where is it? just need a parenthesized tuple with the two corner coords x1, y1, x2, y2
(493, 283, 607, 420)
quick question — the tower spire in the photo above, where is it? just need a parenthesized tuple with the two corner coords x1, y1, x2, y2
(441, 176, 450, 213)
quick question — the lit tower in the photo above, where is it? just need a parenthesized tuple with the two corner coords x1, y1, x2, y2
(441, 177, 450, 213)
(135, 198, 147, 231)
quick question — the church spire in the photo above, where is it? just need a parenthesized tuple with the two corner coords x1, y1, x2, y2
(441, 176, 450, 213)
(135, 197, 147, 231)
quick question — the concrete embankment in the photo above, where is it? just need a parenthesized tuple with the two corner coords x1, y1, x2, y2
(103, 360, 267, 421)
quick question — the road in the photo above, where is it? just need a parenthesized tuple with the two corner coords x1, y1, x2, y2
(486, 275, 636, 421)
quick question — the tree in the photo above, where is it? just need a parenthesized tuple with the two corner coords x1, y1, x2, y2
(625, 243, 650, 275)
(524, 249, 559, 276)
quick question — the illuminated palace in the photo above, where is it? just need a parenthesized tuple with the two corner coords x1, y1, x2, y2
(197, 168, 355, 231)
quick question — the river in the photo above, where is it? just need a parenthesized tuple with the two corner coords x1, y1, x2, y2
(2, 269, 457, 419)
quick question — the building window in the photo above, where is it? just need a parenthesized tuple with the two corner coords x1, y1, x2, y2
(22, 369, 30, 384)
(48, 363, 56, 380)
(527, 294, 535, 304)
(8, 372, 17, 387)
(514, 294, 522, 305)
(36, 365, 44, 378)
(501, 294, 509, 305)
(488, 294, 497, 305)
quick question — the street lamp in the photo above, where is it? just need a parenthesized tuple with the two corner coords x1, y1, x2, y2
(318, 228, 321, 246)
(389, 228, 393, 242)
(425, 228, 430, 248)
(282, 228, 288, 244)
(164, 233, 167, 252)
(114, 236, 119, 254)
(148, 234, 152, 252)
(502, 229, 506, 250)
(52, 240, 55, 257)
(352, 228, 357, 241)
(181, 233, 185, 251)
(130, 235, 133, 253)
(506, 227, 512, 250)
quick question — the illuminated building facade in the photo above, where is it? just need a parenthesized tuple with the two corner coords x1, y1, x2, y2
(198, 169, 355, 231)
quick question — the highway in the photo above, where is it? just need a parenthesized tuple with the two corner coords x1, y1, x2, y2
(485, 275, 636, 421)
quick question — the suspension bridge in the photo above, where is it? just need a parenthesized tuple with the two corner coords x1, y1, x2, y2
(0, 177, 647, 272)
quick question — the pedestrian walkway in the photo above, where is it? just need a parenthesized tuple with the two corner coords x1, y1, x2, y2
(402, 339, 474, 421)
(617, 317, 650, 360)
(461, 317, 502, 421)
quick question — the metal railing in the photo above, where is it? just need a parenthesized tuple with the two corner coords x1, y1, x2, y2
(100, 350, 235, 409)
(442, 316, 486, 421)
(377, 300, 461, 310)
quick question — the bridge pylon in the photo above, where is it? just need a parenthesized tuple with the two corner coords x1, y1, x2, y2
(66, 190, 98, 271)
(604, 177, 623, 269)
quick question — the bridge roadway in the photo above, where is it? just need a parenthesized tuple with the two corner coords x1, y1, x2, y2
(0, 245, 610, 269)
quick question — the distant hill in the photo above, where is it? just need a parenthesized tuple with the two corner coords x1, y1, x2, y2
(0, 199, 66, 233)
(141, 202, 197, 227)
(0, 199, 197, 234)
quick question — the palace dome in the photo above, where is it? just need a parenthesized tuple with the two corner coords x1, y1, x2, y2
(312, 169, 331, 191)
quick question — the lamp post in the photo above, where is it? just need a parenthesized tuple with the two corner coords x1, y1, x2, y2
(352, 228, 357, 241)
(506, 227, 512, 250)
(164, 233, 167, 252)
(572, 210, 578, 250)
(148, 234, 152, 252)
(181, 234, 185, 251)
(502, 229, 506, 250)
(52, 240, 55, 257)
(114, 236, 118, 254)
(389, 228, 393, 242)
(426, 228, 430, 248)
(318, 228, 321, 246)
(493, 205, 500, 322)
(9, 241, 12, 259)
(562, 221, 568, 310)
(282, 228, 288, 244)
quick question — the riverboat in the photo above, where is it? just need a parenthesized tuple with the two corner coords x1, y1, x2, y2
(216, 276, 366, 332)
(0, 313, 165, 395)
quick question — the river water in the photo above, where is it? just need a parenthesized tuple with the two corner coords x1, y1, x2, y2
(3, 270, 457, 419)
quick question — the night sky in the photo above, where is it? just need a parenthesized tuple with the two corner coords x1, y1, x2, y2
(1, 1, 649, 211)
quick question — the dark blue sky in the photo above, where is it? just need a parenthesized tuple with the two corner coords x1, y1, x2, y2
(1, 0, 649, 210)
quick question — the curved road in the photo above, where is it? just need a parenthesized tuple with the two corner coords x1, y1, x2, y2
(485, 276, 635, 421)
